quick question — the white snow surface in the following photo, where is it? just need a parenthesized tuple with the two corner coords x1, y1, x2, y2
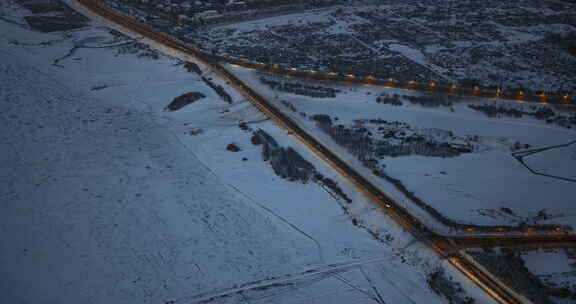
(523, 143, 576, 181)
(522, 249, 576, 304)
(523, 250, 573, 275)
(0, 3, 497, 304)
(226, 65, 576, 230)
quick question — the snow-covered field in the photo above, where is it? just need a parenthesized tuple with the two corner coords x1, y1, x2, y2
(523, 248, 576, 303)
(466, 248, 576, 303)
(521, 142, 576, 182)
(227, 66, 576, 230)
(0, 2, 497, 304)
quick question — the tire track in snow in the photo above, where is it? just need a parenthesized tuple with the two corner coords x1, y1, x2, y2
(174, 256, 392, 304)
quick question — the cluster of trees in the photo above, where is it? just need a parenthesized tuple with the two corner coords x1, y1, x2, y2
(527, 106, 576, 128)
(201, 77, 232, 103)
(250, 129, 352, 202)
(373, 141, 467, 158)
(552, 115, 576, 129)
(311, 114, 332, 125)
(511, 141, 531, 151)
(404, 94, 453, 108)
(428, 270, 475, 304)
(313, 173, 352, 203)
(468, 250, 561, 304)
(260, 77, 340, 98)
(313, 115, 470, 161)
(114, 42, 160, 60)
(376, 93, 403, 106)
(280, 100, 297, 112)
(312, 114, 491, 229)
(165, 92, 206, 111)
(313, 115, 571, 233)
(183, 62, 202, 75)
(226, 143, 241, 152)
(252, 130, 316, 183)
(362, 119, 407, 126)
(469, 103, 576, 128)
(469, 104, 526, 118)
(544, 32, 576, 56)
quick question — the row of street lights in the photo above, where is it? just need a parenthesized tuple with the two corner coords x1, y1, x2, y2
(224, 56, 573, 104)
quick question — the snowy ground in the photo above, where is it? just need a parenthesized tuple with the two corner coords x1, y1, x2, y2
(0, 2, 497, 304)
(522, 249, 576, 303)
(520, 142, 576, 182)
(466, 248, 576, 303)
(227, 65, 576, 230)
